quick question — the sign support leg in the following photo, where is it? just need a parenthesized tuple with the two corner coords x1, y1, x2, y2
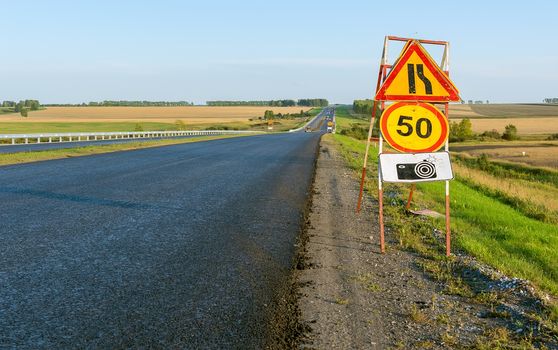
(444, 103, 451, 257)
(445, 180, 451, 257)
(405, 183, 416, 210)
(378, 135, 385, 253)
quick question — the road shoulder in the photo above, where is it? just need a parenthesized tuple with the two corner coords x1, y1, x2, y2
(297, 135, 557, 349)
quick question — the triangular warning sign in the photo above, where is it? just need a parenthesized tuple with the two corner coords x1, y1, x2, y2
(375, 40, 460, 102)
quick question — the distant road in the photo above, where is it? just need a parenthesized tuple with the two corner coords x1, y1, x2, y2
(0, 108, 331, 348)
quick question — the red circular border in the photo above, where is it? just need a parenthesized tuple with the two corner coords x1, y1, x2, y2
(380, 102, 448, 153)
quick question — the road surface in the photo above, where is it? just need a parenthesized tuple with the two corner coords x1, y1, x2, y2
(0, 108, 331, 348)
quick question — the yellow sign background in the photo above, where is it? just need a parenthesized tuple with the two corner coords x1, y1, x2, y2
(380, 102, 448, 153)
(383, 51, 451, 98)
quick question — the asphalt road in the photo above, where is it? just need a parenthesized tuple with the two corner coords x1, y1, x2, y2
(0, 108, 331, 348)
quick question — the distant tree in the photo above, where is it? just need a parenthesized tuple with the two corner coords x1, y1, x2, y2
(14, 101, 25, 113)
(27, 100, 40, 110)
(264, 110, 274, 120)
(486, 100, 489, 104)
(467, 100, 473, 104)
(20, 107, 28, 117)
(502, 124, 519, 140)
(449, 118, 474, 142)
(134, 123, 143, 131)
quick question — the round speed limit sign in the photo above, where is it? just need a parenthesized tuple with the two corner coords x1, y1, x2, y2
(380, 102, 448, 153)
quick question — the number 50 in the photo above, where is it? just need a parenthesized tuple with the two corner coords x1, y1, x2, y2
(396, 115, 433, 138)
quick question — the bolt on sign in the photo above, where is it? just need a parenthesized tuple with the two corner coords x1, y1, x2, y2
(356, 36, 460, 257)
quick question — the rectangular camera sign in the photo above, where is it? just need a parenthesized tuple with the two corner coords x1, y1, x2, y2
(379, 152, 453, 183)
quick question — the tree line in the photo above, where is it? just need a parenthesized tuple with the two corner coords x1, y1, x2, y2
(353, 99, 383, 116)
(207, 99, 328, 107)
(2, 100, 41, 117)
(263, 109, 309, 120)
(2, 100, 41, 111)
(44, 101, 195, 107)
(543, 98, 558, 104)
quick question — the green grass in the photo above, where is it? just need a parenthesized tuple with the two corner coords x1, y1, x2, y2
(331, 110, 558, 296)
(418, 179, 558, 295)
(0, 134, 245, 166)
(335, 105, 369, 130)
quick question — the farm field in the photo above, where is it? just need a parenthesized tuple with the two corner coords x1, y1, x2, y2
(452, 141, 558, 168)
(0, 106, 315, 133)
(447, 103, 558, 136)
(448, 103, 558, 118)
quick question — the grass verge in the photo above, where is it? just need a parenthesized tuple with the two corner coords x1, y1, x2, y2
(0, 135, 247, 166)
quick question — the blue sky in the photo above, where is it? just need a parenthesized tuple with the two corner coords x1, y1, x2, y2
(1, 0, 556, 104)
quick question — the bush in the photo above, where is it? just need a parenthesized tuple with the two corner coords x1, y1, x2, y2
(502, 124, 519, 140)
(449, 118, 474, 142)
(547, 133, 558, 140)
(480, 129, 501, 139)
(134, 123, 143, 131)
(340, 123, 368, 140)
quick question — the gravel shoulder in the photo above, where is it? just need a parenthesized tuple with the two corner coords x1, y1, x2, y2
(297, 135, 558, 349)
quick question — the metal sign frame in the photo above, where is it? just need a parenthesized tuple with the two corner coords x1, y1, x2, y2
(356, 36, 454, 257)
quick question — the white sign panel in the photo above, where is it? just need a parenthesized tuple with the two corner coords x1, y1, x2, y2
(379, 152, 453, 183)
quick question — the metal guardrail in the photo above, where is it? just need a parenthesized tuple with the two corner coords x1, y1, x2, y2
(0, 130, 262, 146)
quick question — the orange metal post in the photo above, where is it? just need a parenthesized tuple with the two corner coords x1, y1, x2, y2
(405, 184, 416, 211)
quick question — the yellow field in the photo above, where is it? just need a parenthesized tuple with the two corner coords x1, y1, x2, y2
(0, 106, 311, 124)
(452, 117, 558, 135)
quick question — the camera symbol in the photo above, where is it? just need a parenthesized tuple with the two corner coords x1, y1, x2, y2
(396, 160, 437, 180)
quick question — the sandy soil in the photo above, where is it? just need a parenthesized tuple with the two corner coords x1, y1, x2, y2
(296, 135, 557, 349)
(0, 106, 311, 124)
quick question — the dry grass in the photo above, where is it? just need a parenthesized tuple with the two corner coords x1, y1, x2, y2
(0, 106, 311, 124)
(453, 162, 558, 212)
